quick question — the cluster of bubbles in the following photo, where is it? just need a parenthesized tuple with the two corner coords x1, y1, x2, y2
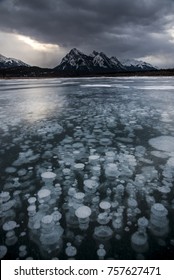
(1, 77, 174, 260)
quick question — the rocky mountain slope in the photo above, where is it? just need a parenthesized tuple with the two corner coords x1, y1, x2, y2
(0, 54, 29, 68)
(54, 48, 156, 74)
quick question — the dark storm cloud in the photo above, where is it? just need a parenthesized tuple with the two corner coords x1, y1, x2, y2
(0, 0, 174, 65)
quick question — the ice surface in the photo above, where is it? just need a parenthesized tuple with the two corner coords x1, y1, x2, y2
(1, 77, 174, 259)
(65, 243, 77, 257)
(149, 136, 174, 152)
(41, 171, 56, 179)
(3, 221, 17, 231)
(133, 85, 174, 90)
(38, 189, 51, 199)
(99, 201, 111, 210)
(167, 157, 174, 167)
(0, 246, 7, 259)
(150, 150, 169, 158)
(75, 206, 91, 219)
(80, 84, 112, 87)
(97, 244, 106, 258)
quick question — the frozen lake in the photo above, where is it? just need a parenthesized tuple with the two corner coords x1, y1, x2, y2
(0, 76, 174, 260)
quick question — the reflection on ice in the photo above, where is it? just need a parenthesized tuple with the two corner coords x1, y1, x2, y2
(133, 85, 174, 90)
(80, 84, 112, 88)
(1, 77, 174, 260)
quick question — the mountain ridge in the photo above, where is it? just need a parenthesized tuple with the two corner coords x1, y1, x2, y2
(120, 58, 158, 71)
(0, 49, 157, 72)
(54, 48, 157, 74)
(0, 49, 160, 77)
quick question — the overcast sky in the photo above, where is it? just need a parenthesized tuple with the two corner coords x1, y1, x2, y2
(0, 0, 174, 68)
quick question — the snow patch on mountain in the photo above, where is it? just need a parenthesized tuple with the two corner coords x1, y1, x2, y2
(120, 58, 156, 70)
(0, 54, 29, 68)
(92, 52, 108, 68)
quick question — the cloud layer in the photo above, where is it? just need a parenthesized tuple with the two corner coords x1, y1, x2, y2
(0, 0, 174, 67)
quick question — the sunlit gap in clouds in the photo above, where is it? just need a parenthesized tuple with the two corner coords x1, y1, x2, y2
(16, 34, 60, 52)
(168, 26, 174, 41)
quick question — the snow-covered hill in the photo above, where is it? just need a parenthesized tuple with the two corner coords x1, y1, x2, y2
(0, 54, 29, 68)
(120, 58, 156, 71)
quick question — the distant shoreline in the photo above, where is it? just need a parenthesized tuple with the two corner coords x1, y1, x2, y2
(0, 65, 174, 80)
(1, 70, 174, 80)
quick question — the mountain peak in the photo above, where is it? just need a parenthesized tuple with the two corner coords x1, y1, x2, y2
(0, 53, 29, 68)
(91, 50, 99, 56)
(0, 54, 6, 60)
(56, 48, 93, 72)
(69, 48, 83, 56)
(91, 50, 107, 57)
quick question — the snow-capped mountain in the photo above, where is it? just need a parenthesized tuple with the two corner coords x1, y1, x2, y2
(55, 48, 93, 73)
(90, 51, 125, 71)
(110, 56, 126, 70)
(0, 54, 29, 68)
(55, 48, 125, 74)
(0, 49, 157, 77)
(90, 51, 113, 69)
(120, 59, 156, 71)
(55, 48, 156, 74)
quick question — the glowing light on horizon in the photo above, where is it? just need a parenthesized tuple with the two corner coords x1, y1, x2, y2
(16, 34, 59, 52)
(168, 27, 174, 40)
